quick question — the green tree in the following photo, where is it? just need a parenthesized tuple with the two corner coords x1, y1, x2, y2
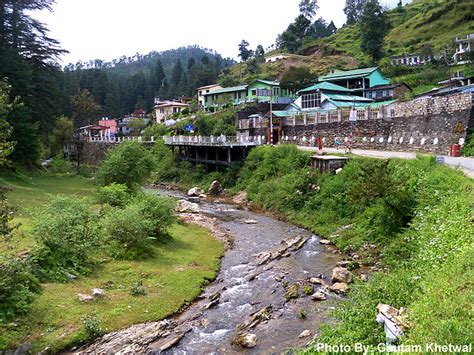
(299, 0, 318, 20)
(96, 141, 156, 191)
(360, 0, 390, 62)
(238, 40, 252, 61)
(0, 82, 16, 166)
(127, 118, 146, 136)
(50, 116, 74, 155)
(71, 89, 100, 128)
(280, 66, 318, 92)
(276, 15, 311, 53)
(344, 0, 366, 25)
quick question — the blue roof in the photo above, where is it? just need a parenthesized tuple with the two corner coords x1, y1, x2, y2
(324, 93, 372, 102)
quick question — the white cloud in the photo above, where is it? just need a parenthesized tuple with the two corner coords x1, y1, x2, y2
(33, 0, 411, 64)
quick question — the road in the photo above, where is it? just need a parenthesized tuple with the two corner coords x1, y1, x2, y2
(298, 146, 474, 179)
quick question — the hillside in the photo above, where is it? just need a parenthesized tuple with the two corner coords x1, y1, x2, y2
(228, 0, 474, 96)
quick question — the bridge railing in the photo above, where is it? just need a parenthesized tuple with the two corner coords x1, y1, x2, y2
(162, 135, 266, 146)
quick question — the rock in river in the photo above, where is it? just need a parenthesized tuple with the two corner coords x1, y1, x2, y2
(176, 200, 201, 213)
(331, 267, 353, 284)
(329, 282, 349, 294)
(234, 333, 257, 348)
(232, 191, 247, 204)
(187, 187, 204, 197)
(298, 329, 311, 338)
(208, 180, 223, 195)
(311, 291, 327, 301)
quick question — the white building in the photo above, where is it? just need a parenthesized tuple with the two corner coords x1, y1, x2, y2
(453, 34, 474, 65)
(196, 84, 222, 107)
(154, 101, 189, 124)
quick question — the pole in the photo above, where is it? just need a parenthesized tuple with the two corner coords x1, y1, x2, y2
(270, 87, 273, 145)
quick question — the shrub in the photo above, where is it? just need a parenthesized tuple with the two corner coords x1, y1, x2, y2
(102, 204, 154, 259)
(130, 280, 147, 296)
(81, 315, 104, 341)
(142, 124, 168, 141)
(33, 196, 101, 281)
(134, 194, 176, 238)
(96, 183, 131, 207)
(96, 141, 155, 191)
(0, 257, 41, 320)
(47, 155, 74, 175)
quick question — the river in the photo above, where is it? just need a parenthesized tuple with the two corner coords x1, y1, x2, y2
(79, 188, 343, 354)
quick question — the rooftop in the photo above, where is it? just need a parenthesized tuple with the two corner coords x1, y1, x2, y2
(196, 84, 222, 91)
(155, 101, 189, 108)
(324, 93, 373, 102)
(298, 82, 353, 94)
(319, 67, 379, 81)
(203, 85, 248, 96)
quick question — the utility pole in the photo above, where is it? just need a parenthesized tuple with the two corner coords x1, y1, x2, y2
(270, 89, 273, 145)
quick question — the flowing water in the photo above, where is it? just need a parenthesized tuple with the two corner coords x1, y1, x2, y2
(148, 188, 343, 354)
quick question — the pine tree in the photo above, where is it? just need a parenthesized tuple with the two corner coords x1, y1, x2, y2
(360, 0, 390, 62)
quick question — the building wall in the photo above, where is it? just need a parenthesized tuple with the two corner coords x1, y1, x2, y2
(277, 93, 473, 154)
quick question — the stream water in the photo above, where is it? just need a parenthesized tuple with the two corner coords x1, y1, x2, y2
(147, 188, 343, 354)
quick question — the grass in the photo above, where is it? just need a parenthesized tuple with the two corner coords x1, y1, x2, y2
(0, 173, 224, 351)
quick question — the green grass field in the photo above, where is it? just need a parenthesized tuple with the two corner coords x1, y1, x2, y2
(0, 173, 224, 351)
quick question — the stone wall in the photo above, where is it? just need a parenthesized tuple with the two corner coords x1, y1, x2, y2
(280, 93, 473, 154)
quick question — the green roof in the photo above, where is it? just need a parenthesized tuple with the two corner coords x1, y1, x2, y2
(204, 85, 248, 95)
(270, 110, 295, 117)
(319, 67, 379, 81)
(323, 98, 397, 108)
(324, 93, 372, 102)
(298, 82, 353, 94)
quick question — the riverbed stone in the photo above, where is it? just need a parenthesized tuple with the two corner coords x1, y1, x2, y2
(235, 333, 257, 348)
(176, 200, 201, 213)
(187, 187, 204, 197)
(311, 291, 327, 301)
(331, 267, 353, 284)
(319, 239, 332, 245)
(233, 191, 247, 204)
(208, 180, 223, 195)
(329, 282, 349, 294)
(298, 329, 311, 338)
(244, 219, 258, 224)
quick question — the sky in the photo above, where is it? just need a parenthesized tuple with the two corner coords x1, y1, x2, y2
(33, 0, 410, 65)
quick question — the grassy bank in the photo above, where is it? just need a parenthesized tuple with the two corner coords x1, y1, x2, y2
(152, 144, 473, 348)
(0, 173, 223, 351)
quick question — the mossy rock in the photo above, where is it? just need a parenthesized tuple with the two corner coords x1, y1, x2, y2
(302, 284, 314, 296)
(285, 284, 299, 300)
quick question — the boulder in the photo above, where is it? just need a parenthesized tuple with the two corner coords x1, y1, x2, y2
(187, 187, 204, 197)
(308, 277, 326, 285)
(233, 191, 248, 204)
(199, 194, 207, 199)
(298, 329, 311, 338)
(311, 291, 327, 301)
(329, 282, 349, 294)
(236, 333, 257, 348)
(244, 219, 258, 224)
(319, 239, 332, 245)
(92, 288, 105, 297)
(285, 284, 299, 300)
(208, 180, 223, 195)
(331, 267, 353, 284)
(361, 273, 369, 282)
(176, 200, 201, 213)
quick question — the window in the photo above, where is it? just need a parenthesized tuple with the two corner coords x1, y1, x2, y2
(301, 92, 321, 109)
(376, 91, 383, 99)
(199, 91, 202, 96)
(251, 89, 257, 96)
(159, 108, 164, 113)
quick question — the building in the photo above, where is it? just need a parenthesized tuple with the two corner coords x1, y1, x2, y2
(196, 84, 222, 107)
(318, 67, 390, 98)
(365, 83, 411, 101)
(203, 80, 296, 110)
(294, 82, 372, 111)
(453, 34, 474, 65)
(97, 118, 118, 137)
(264, 53, 305, 63)
(154, 101, 190, 124)
(246, 80, 296, 105)
(390, 53, 434, 66)
(203, 85, 248, 109)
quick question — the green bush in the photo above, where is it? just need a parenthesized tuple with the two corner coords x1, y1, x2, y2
(96, 183, 131, 207)
(0, 257, 41, 320)
(102, 195, 174, 259)
(81, 315, 104, 341)
(142, 124, 168, 141)
(134, 194, 176, 238)
(103, 204, 154, 259)
(47, 155, 74, 175)
(33, 196, 101, 281)
(130, 280, 147, 296)
(96, 141, 155, 191)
